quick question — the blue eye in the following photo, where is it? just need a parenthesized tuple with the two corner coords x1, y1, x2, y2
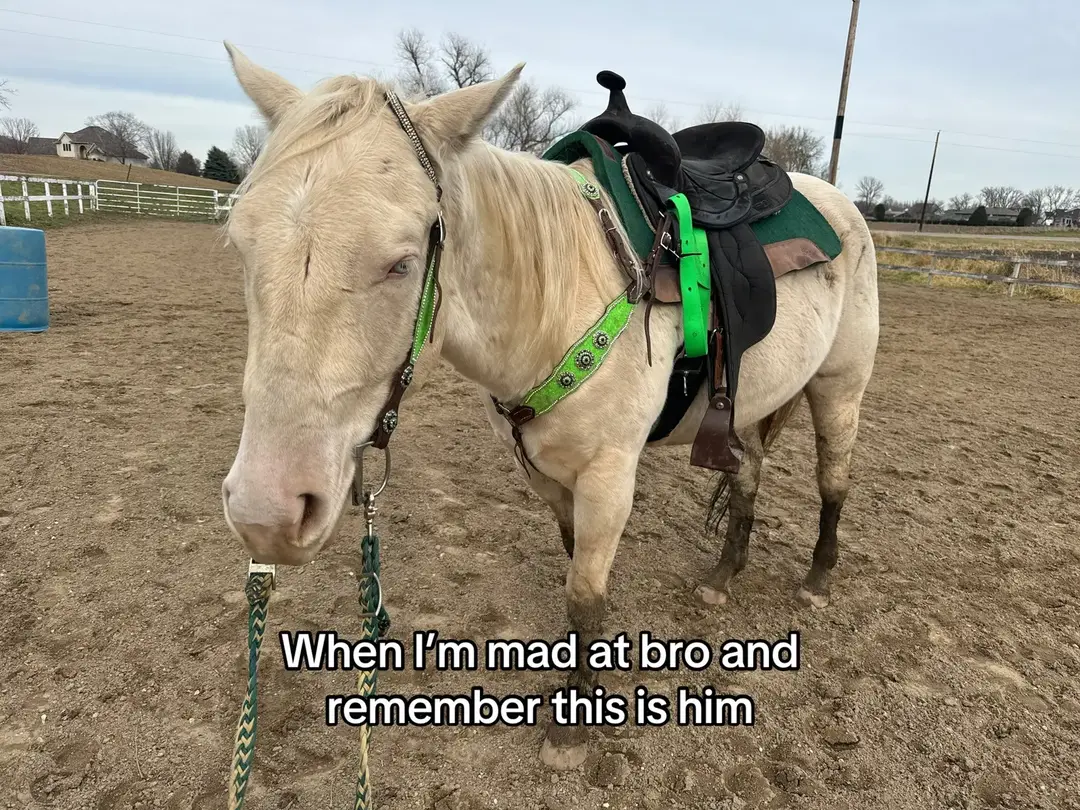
(388, 259, 411, 276)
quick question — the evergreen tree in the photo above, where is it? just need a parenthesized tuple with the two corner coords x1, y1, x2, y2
(873, 202, 886, 221)
(203, 146, 241, 184)
(175, 150, 200, 176)
(968, 205, 989, 226)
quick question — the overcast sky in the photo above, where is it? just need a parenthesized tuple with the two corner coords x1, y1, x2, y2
(1, 0, 1077, 202)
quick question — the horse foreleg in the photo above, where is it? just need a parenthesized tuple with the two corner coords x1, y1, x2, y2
(795, 373, 866, 608)
(524, 465, 576, 557)
(540, 451, 636, 770)
(695, 423, 765, 606)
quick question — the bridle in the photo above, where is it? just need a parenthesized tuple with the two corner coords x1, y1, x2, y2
(228, 89, 449, 810)
(349, 89, 446, 516)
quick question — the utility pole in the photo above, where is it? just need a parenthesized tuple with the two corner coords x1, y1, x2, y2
(918, 131, 941, 233)
(827, 0, 861, 186)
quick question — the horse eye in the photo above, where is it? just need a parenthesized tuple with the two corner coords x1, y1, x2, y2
(388, 259, 411, 277)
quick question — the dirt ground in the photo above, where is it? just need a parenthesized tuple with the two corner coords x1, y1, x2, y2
(1, 220, 1079, 810)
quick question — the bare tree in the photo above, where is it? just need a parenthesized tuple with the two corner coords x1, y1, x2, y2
(762, 125, 826, 176)
(232, 124, 267, 173)
(394, 29, 577, 155)
(438, 32, 493, 88)
(854, 176, 884, 211)
(85, 111, 150, 164)
(0, 117, 40, 153)
(1028, 185, 1076, 219)
(978, 185, 1024, 209)
(485, 82, 577, 154)
(947, 192, 974, 210)
(395, 28, 446, 98)
(645, 103, 680, 132)
(143, 128, 179, 171)
(696, 101, 743, 124)
(0, 80, 12, 110)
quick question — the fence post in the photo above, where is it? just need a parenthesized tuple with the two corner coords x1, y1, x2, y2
(61, 182, 70, 216)
(0, 179, 6, 226)
(44, 181, 54, 217)
(136, 183, 141, 214)
(77, 183, 84, 214)
(91, 182, 98, 212)
(177, 185, 181, 217)
(21, 178, 30, 221)
(1007, 261, 1022, 297)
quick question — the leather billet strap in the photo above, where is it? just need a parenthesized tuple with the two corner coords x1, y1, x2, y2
(367, 90, 446, 450)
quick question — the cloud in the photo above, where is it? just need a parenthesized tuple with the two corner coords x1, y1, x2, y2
(0, 0, 1076, 200)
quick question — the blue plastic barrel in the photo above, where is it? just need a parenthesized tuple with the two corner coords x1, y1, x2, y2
(0, 226, 49, 332)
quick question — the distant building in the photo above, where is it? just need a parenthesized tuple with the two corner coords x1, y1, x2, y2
(1051, 208, 1079, 228)
(55, 126, 149, 166)
(0, 126, 149, 166)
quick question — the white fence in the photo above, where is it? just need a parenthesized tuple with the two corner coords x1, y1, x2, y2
(0, 175, 97, 226)
(95, 179, 236, 219)
(0, 174, 239, 225)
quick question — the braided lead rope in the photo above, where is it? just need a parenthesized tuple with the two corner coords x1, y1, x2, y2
(353, 530, 391, 810)
(228, 568, 274, 810)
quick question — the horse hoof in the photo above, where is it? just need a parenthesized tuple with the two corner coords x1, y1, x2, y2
(540, 737, 588, 771)
(695, 584, 729, 606)
(795, 586, 829, 609)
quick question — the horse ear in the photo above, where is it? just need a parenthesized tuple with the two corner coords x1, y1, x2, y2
(224, 41, 303, 127)
(410, 65, 524, 156)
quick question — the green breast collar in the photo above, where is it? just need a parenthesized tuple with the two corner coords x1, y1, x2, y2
(490, 168, 640, 470)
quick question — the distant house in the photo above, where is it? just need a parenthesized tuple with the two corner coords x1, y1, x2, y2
(0, 135, 64, 156)
(0, 126, 150, 165)
(55, 126, 149, 166)
(984, 207, 1021, 225)
(1051, 208, 1079, 228)
(939, 208, 974, 224)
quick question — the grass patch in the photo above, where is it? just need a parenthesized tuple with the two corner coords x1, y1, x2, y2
(874, 232, 1080, 304)
(0, 154, 237, 191)
(1, 178, 222, 228)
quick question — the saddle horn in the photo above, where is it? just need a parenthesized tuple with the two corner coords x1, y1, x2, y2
(579, 71, 682, 188)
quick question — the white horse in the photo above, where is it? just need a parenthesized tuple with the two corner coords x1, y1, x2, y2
(219, 44, 880, 770)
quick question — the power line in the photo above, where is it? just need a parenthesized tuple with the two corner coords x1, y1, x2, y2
(0, 26, 341, 80)
(0, 8, 385, 69)
(1, 14, 1078, 161)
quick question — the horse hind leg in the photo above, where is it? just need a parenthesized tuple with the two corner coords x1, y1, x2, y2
(694, 397, 800, 606)
(795, 372, 867, 609)
(694, 422, 765, 606)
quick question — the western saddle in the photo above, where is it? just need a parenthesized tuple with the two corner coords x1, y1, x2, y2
(557, 70, 798, 473)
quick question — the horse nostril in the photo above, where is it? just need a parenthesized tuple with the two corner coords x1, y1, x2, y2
(297, 493, 323, 542)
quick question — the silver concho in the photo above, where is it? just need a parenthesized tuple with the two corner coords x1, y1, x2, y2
(382, 410, 398, 434)
(575, 349, 595, 370)
(401, 365, 414, 387)
(558, 372, 575, 388)
(581, 181, 601, 200)
(593, 331, 610, 349)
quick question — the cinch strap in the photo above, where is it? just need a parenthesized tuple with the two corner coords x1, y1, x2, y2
(666, 193, 711, 358)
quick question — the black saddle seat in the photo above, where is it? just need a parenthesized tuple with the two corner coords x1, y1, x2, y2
(580, 71, 792, 230)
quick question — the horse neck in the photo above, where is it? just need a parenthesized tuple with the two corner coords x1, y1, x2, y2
(435, 145, 626, 401)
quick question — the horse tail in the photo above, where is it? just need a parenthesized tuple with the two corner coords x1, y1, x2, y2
(704, 393, 803, 535)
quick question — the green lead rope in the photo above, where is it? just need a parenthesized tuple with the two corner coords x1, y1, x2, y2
(228, 536, 389, 810)
(229, 569, 274, 810)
